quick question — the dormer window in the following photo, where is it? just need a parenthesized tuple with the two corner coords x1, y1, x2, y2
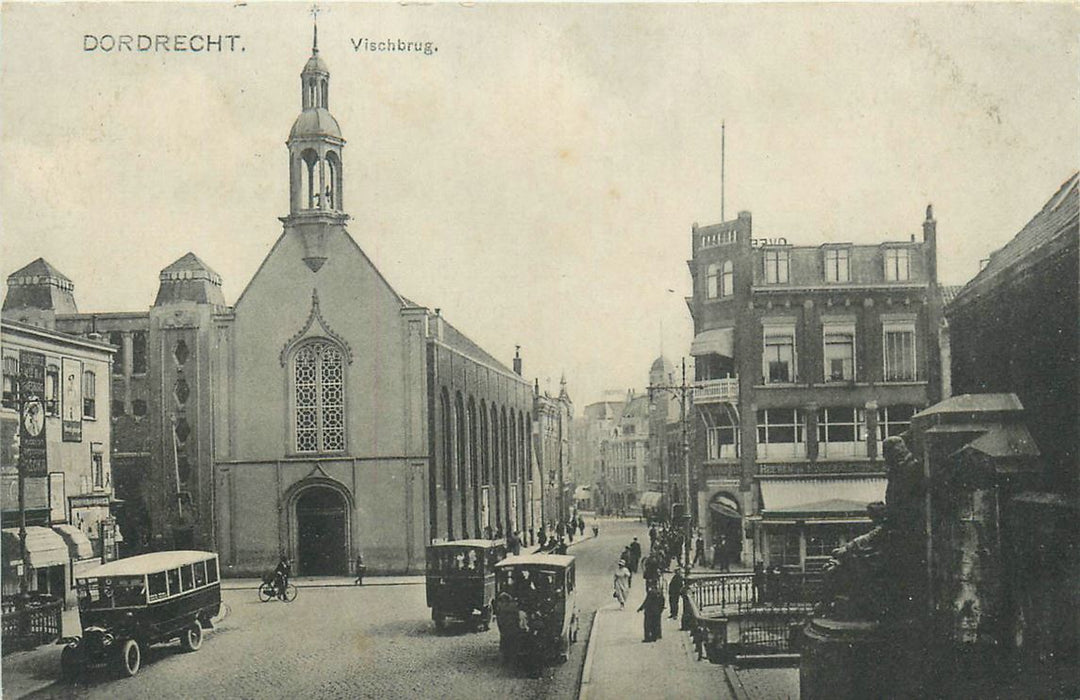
(884, 248, 911, 281)
(824, 247, 850, 283)
(763, 249, 789, 284)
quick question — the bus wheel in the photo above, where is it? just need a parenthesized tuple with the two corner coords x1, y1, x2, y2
(181, 622, 203, 652)
(119, 639, 141, 677)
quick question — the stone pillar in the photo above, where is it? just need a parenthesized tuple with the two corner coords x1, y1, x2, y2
(865, 401, 879, 462)
(805, 402, 819, 462)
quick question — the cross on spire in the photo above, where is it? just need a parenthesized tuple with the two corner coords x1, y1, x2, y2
(310, 3, 320, 53)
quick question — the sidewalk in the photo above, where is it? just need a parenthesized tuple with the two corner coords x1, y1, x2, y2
(2, 607, 80, 700)
(580, 582, 724, 700)
(724, 666, 800, 700)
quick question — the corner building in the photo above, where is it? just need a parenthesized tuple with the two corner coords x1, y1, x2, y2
(686, 208, 944, 570)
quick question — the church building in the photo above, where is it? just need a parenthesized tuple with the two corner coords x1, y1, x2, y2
(3, 30, 538, 577)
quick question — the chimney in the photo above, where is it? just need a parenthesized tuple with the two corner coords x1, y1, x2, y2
(432, 308, 443, 340)
(513, 345, 522, 376)
(923, 204, 937, 284)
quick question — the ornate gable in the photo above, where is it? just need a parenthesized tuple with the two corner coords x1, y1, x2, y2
(279, 289, 354, 366)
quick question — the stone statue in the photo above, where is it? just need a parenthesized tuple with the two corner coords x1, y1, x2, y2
(816, 436, 926, 621)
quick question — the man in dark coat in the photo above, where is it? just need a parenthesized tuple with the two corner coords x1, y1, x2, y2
(668, 569, 684, 619)
(628, 537, 642, 572)
(638, 583, 666, 642)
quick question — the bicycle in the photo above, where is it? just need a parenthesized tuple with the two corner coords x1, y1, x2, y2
(258, 576, 298, 603)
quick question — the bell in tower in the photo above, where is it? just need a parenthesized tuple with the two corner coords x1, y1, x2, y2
(281, 20, 348, 273)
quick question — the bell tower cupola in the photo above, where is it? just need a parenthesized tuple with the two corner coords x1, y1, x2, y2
(282, 17, 348, 273)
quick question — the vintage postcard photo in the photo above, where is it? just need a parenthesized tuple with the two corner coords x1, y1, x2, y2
(1, 2, 1077, 698)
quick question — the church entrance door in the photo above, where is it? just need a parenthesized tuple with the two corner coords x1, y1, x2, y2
(296, 486, 348, 575)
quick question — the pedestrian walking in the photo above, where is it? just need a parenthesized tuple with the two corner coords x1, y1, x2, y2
(715, 537, 729, 572)
(693, 532, 706, 567)
(628, 537, 642, 572)
(538, 526, 547, 550)
(592, 524, 599, 538)
(638, 583, 666, 641)
(509, 531, 522, 556)
(577, 516, 585, 536)
(566, 521, 575, 544)
(667, 569, 683, 619)
(354, 553, 365, 586)
(643, 553, 660, 589)
(621, 546, 634, 587)
(613, 560, 631, 609)
(649, 525, 658, 550)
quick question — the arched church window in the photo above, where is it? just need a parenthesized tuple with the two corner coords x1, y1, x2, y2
(293, 340, 345, 453)
(321, 79, 329, 109)
(307, 78, 318, 109)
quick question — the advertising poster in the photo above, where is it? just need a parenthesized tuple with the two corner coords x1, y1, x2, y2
(18, 350, 47, 476)
(61, 356, 83, 442)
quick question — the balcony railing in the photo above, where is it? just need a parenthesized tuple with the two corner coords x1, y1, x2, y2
(693, 377, 739, 405)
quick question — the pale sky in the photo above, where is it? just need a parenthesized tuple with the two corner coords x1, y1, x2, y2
(2, 2, 1077, 406)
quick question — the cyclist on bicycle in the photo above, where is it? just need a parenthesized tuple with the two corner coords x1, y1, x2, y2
(273, 554, 292, 599)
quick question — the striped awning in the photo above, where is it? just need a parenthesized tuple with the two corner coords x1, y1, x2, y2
(1, 526, 69, 568)
(53, 524, 95, 560)
(690, 328, 734, 358)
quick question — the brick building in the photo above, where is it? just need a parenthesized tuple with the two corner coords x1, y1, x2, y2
(685, 206, 944, 569)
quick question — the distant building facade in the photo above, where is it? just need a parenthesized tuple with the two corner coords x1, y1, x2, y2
(0, 314, 118, 605)
(533, 376, 573, 527)
(571, 393, 624, 512)
(685, 207, 944, 569)
(598, 390, 650, 513)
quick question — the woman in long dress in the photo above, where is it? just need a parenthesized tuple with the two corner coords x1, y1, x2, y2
(613, 560, 631, 609)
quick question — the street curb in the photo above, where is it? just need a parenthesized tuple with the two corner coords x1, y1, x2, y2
(723, 664, 752, 700)
(578, 608, 602, 700)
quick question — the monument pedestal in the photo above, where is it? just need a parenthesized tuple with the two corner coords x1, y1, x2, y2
(800, 617, 925, 700)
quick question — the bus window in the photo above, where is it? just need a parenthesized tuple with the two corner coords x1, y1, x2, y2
(181, 564, 194, 591)
(206, 558, 219, 583)
(193, 560, 207, 588)
(167, 568, 181, 596)
(148, 572, 168, 601)
(112, 576, 147, 607)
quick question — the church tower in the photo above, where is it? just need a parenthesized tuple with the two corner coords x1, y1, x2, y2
(282, 22, 347, 273)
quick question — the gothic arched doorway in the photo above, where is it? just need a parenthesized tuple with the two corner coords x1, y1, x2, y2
(295, 486, 349, 575)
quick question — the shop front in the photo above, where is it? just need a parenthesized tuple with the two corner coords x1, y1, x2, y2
(751, 475, 885, 571)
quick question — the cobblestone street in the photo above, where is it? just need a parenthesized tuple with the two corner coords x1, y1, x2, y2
(13, 521, 643, 700)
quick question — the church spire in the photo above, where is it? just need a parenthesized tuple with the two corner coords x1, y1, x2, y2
(283, 16, 348, 273)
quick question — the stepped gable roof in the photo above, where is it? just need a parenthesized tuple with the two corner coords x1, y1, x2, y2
(952, 172, 1078, 308)
(8, 258, 72, 283)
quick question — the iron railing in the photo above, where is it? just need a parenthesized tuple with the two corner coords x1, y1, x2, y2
(1, 595, 63, 654)
(684, 571, 821, 663)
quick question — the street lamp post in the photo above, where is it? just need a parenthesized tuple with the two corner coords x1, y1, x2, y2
(648, 357, 697, 579)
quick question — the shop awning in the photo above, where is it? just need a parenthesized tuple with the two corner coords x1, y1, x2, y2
(640, 491, 665, 508)
(1, 526, 69, 568)
(709, 500, 741, 519)
(53, 524, 95, 560)
(758, 477, 886, 519)
(690, 328, 734, 358)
